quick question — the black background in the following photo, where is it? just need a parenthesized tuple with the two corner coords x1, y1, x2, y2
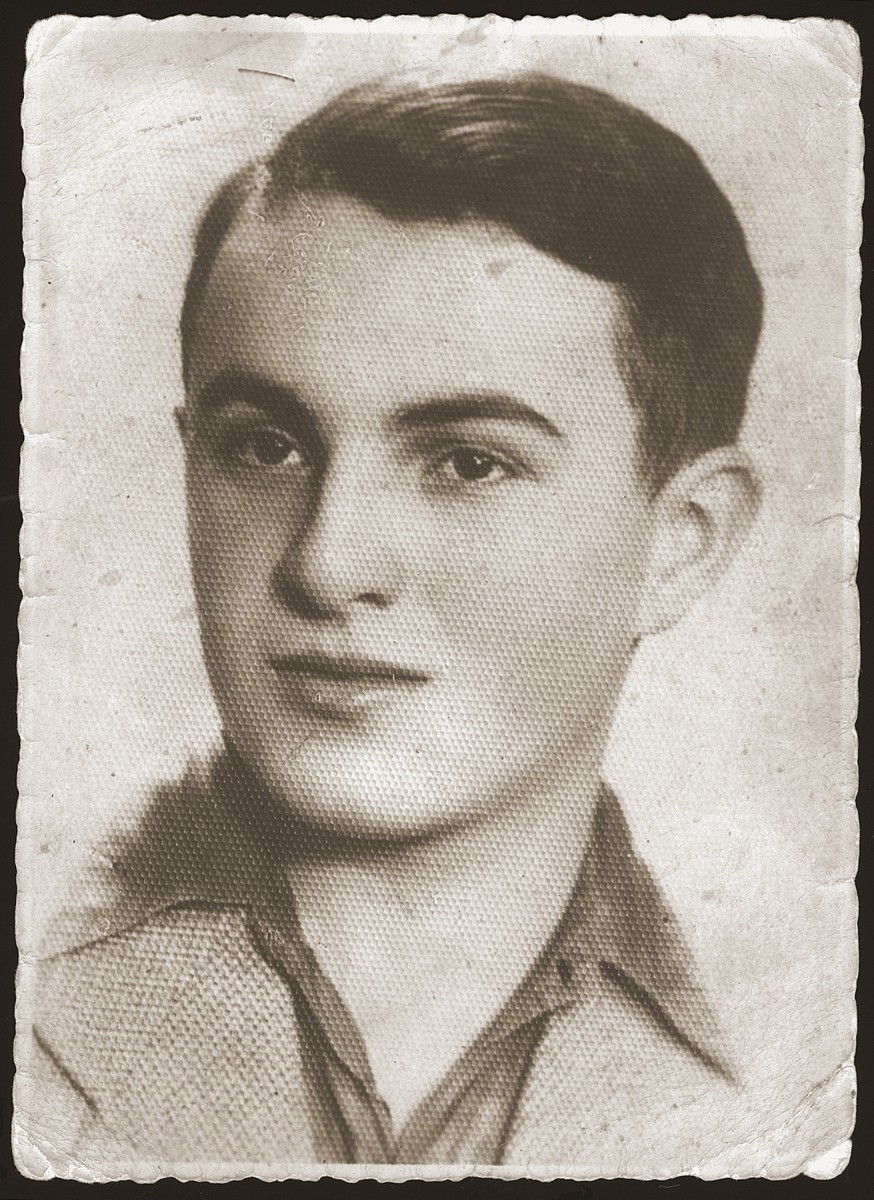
(0, 3, 869, 1198)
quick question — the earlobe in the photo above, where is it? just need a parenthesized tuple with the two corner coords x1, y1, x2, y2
(637, 447, 761, 636)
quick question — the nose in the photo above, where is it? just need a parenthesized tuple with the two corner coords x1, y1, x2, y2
(274, 453, 404, 620)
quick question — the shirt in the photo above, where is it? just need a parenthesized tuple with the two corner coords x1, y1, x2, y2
(26, 750, 733, 1171)
(247, 851, 589, 1165)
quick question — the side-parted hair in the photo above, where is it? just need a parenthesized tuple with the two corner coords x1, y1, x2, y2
(181, 73, 763, 491)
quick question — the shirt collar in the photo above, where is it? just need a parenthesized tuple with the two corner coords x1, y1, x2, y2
(66, 747, 732, 1080)
(559, 787, 734, 1081)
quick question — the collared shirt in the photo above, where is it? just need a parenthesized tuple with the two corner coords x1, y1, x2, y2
(246, 856, 594, 1164)
(35, 751, 731, 1168)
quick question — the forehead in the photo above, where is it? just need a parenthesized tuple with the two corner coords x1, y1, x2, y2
(189, 194, 629, 411)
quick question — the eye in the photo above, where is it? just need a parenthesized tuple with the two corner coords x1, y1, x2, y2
(438, 447, 515, 484)
(225, 426, 304, 470)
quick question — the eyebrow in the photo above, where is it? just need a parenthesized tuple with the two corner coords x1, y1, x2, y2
(394, 392, 565, 440)
(197, 369, 317, 432)
(197, 372, 564, 443)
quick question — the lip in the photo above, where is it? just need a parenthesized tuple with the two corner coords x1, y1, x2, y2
(269, 652, 431, 684)
(268, 651, 432, 717)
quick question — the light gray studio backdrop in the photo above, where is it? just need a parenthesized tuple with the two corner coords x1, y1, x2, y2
(20, 14, 859, 1175)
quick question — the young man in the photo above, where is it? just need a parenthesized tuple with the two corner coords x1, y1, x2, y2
(21, 74, 762, 1175)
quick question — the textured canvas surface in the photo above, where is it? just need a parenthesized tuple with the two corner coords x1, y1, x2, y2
(16, 13, 859, 1183)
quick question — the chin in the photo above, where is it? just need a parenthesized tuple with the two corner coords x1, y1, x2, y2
(246, 735, 503, 844)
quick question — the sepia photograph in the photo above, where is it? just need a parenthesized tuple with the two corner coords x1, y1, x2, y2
(15, 13, 859, 1183)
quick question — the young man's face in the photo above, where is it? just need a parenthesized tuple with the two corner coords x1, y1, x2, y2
(183, 195, 655, 839)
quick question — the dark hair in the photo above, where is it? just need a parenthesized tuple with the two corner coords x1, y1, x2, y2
(181, 73, 762, 490)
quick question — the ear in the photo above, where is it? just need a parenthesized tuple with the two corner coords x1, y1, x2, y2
(636, 447, 761, 636)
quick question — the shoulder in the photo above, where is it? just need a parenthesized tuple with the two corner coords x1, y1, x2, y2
(18, 745, 315, 1172)
(37, 902, 259, 994)
(19, 903, 313, 1174)
(30, 904, 270, 1091)
(510, 968, 739, 1172)
(507, 787, 741, 1172)
(23, 753, 307, 1120)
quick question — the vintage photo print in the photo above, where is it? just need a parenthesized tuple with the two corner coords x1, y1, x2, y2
(16, 13, 860, 1183)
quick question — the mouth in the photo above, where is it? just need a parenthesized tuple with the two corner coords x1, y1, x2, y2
(270, 652, 431, 685)
(268, 652, 431, 716)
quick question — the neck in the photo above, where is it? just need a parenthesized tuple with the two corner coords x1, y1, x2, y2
(279, 767, 603, 1124)
(286, 777, 600, 960)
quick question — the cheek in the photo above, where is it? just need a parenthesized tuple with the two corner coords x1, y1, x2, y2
(185, 475, 289, 628)
(425, 492, 650, 680)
